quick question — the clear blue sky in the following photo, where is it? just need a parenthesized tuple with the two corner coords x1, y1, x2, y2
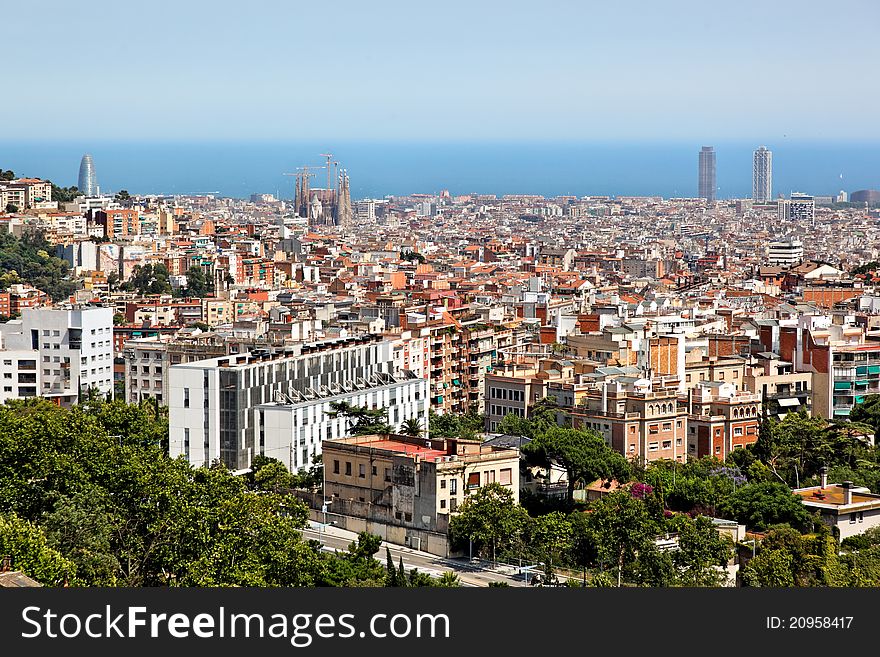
(5, 0, 879, 142)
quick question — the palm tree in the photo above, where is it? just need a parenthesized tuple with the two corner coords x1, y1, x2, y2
(401, 416, 424, 437)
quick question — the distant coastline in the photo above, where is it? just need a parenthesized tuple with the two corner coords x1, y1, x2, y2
(2, 140, 878, 201)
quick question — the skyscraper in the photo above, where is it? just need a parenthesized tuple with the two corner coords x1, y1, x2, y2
(698, 146, 716, 202)
(77, 154, 97, 196)
(752, 146, 772, 203)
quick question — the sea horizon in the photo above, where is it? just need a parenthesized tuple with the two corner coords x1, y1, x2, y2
(3, 139, 878, 201)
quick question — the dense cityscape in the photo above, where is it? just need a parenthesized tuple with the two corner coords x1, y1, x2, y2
(2, 144, 880, 590)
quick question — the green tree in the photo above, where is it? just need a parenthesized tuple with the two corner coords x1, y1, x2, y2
(328, 401, 393, 436)
(181, 265, 212, 298)
(524, 426, 630, 505)
(587, 490, 660, 587)
(400, 416, 424, 437)
(718, 482, 813, 532)
(568, 510, 598, 586)
(0, 169, 14, 181)
(41, 492, 120, 586)
(448, 482, 529, 562)
(670, 515, 733, 586)
(249, 456, 294, 493)
(531, 511, 572, 580)
(385, 547, 398, 586)
(5, 203, 18, 213)
(436, 571, 460, 587)
(0, 512, 78, 586)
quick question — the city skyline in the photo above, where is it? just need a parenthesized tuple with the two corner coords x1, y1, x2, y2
(4, 140, 874, 201)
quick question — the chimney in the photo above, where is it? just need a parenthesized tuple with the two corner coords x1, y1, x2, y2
(819, 466, 828, 490)
(842, 480, 853, 505)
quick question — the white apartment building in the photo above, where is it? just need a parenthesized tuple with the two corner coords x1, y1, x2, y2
(0, 306, 114, 406)
(768, 239, 804, 267)
(168, 336, 429, 471)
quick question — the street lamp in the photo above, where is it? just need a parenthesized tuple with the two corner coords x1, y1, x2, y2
(319, 499, 332, 542)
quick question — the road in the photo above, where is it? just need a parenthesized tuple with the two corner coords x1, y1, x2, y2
(302, 523, 532, 587)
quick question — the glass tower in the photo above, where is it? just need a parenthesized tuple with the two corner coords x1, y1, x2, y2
(77, 154, 97, 196)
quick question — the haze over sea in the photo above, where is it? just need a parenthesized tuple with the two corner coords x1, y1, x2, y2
(3, 141, 879, 201)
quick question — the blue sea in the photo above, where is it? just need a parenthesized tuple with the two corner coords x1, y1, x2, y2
(1, 140, 878, 200)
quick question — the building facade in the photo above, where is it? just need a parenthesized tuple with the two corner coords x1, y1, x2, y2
(168, 336, 429, 470)
(0, 306, 113, 405)
(698, 146, 716, 202)
(752, 146, 772, 203)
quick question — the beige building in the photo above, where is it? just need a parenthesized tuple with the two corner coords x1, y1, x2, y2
(551, 373, 687, 463)
(323, 433, 520, 530)
(684, 355, 747, 391)
(743, 352, 812, 417)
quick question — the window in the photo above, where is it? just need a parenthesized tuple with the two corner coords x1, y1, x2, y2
(648, 442, 659, 451)
(440, 500, 447, 509)
(487, 470, 496, 484)
(359, 463, 366, 478)
(372, 466, 377, 476)
(467, 472, 480, 488)
(649, 424, 659, 434)
(662, 440, 672, 449)
(718, 372, 725, 380)
(629, 444, 635, 452)
(440, 479, 446, 489)
(734, 427, 743, 436)
(384, 468, 391, 482)
(733, 370, 739, 378)
(333, 460, 340, 474)
(184, 388, 190, 408)
(449, 478, 458, 494)
(662, 422, 672, 431)
(850, 512, 857, 524)
(450, 498, 458, 512)
(345, 462, 352, 476)
(715, 445, 721, 454)
(676, 438, 682, 446)
(500, 468, 512, 485)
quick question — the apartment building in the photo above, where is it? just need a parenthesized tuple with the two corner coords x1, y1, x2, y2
(256, 372, 427, 473)
(551, 373, 688, 463)
(0, 178, 52, 210)
(685, 382, 761, 459)
(743, 352, 812, 417)
(0, 306, 113, 405)
(777, 314, 880, 419)
(484, 359, 572, 432)
(168, 335, 427, 470)
(684, 355, 747, 391)
(122, 336, 169, 404)
(322, 433, 519, 529)
(93, 209, 139, 238)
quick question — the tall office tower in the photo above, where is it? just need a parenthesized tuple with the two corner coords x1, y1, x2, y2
(698, 146, 716, 202)
(752, 146, 773, 202)
(77, 154, 97, 196)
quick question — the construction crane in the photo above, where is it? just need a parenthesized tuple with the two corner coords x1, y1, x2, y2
(319, 153, 334, 194)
